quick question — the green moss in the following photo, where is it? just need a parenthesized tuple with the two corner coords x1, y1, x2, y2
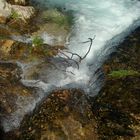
(32, 36, 44, 47)
(108, 70, 140, 78)
(30, 37, 57, 57)
(10, 9, 21, 19)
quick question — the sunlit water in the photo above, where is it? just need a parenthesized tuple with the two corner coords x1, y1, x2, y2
(2, 0, 140, 132)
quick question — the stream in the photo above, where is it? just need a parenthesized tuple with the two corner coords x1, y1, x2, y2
(2, 0, 140, 132)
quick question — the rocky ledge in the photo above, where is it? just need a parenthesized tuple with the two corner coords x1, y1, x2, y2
(91, 27, 140, 140)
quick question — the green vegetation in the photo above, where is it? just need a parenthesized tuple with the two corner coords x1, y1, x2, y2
(31, 36, 56, 57)
(32, 36, 44, 47)
(42, 9, 73, 27)
(108, 70, 140, 78)
(10, 9, 21, 19)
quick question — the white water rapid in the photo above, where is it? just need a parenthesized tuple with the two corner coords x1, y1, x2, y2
(2, 0, 140, 132)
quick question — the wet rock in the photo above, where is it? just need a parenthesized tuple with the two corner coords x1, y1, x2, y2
(91, 27, 140, 140)
(0, 62, 34, 133)
(0, 62, 29, 114)
(0, 62, 21, 84)
(19, 89, 97, 140)
(0, 39, 28, 60)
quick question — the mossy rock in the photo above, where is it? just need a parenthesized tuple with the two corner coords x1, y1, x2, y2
(108, 70, 140, 78)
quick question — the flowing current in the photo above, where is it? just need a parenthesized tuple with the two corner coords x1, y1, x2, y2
(27, 0, 140, 93)
(2, 0, 140, 132)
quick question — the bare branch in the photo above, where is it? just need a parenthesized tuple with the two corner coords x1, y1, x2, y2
(59, 50, 80, 69)
(63, 35, 96, 63)
(63, 50, 82, 60)
(81, 35, 96, 61)
(46, 36, 96, 74)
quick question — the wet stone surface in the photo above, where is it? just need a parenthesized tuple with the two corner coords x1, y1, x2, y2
(0, 62, 34, 122)
(18, 89, 98, 140)
(90, 27, 140, 140)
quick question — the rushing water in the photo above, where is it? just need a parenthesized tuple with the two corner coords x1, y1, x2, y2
(2, 0, 140, 132)
(29, 0, 140, 94)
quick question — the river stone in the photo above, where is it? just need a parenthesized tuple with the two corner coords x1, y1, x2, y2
(18, 89, 97, 140)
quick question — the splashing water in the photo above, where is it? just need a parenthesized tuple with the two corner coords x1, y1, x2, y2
(2, 0, 140, 132)
(29, 0, 140, 93)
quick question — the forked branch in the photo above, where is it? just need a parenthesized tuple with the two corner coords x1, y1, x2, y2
(62, 35, 96, 63)
(47, 36, 96, 75)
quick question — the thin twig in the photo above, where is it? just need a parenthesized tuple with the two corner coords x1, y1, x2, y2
(81, 35, 96, 61)
(59, 50, 80, 69)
